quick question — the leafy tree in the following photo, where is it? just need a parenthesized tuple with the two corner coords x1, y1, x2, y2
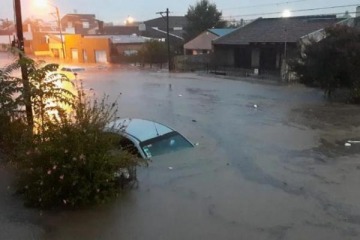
(138, 40, 167, 68)
(185, 0, 226, 41)
(290, 25, 360, 101)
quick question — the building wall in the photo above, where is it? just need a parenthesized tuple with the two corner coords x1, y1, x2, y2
(65, 35, 110, 63)
(114, 43, 143, 56)
(24, 32, 49, 55)
(213, 46, 234, 66)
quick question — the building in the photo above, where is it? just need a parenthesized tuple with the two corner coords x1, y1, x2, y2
(61, 14, 102, 35)
(184, 28, 235, 55)
(213, 15, 341, 80)
(65, 34, 111, 63)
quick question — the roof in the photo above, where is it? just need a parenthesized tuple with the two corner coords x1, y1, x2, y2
(184, 31, 218, 50)
(144, 16, 187, 30)
(108, 118, 173, 142)
(141, 16, 187, 40)
(61, 14, 96, 21)
(214, 15, 340, 45)
(208, 28, 235, 37)
(84, 35, 147, 44)
(103, 26, 140, 35)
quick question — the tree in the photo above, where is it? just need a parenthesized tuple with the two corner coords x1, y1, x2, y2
(290, 25, 360, 101)
(185, 0, 226, 41)
(138, 40, 167, 68)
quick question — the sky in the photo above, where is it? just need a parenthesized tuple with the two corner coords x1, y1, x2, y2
(1, 0, 359, 24)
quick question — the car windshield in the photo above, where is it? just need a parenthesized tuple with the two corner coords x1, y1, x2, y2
(140, 131, 193, 158)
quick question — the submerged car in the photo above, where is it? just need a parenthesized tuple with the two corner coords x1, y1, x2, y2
(105, 118, 194, 159)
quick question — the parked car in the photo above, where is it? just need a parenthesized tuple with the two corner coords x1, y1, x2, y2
(105, 118, 194, 159)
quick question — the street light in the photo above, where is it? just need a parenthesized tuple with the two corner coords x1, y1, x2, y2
(54, 6, 66, 59)
(35, 0, 66, 59)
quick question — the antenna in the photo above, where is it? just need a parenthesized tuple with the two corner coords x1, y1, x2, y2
(153, 122, 159, 136)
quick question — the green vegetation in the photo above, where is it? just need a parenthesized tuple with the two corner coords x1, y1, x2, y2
(290, 25, 360, 102)
(138, 39, 168, 68)
(185, 0, 226, 41)
(0, 54, 144, 209)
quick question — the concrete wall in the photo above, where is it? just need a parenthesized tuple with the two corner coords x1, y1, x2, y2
(65, 35, 110, 63)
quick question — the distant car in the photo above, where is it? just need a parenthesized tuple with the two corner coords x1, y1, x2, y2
(105, 118, 194, 159)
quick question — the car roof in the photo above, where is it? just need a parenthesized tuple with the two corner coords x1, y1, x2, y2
(107, 118, 174, 142)
(59, 65, 85, 72)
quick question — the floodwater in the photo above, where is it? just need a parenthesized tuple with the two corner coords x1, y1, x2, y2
(1, 58, 360, 239)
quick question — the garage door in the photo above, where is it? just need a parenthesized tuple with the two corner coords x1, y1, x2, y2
(95, 50, 107, 63)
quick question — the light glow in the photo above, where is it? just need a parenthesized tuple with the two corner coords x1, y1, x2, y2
(282, 9, 291, 18)
(34, 0, 48, 8)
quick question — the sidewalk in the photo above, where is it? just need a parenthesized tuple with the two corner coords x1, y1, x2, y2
(0, 158, 44, 240)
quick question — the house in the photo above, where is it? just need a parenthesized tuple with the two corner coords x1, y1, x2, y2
(140, 16, 188, 53)
(0, 30, 14, 51)
(65, 34, 111, 63)
(61, 14, 102, 35)
(184, 28, 235, 55)
(109, 35, 147, 56)
(213, 15, 341, 80)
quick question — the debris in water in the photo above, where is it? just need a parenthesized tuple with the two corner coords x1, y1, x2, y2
(178, 94, 182, 97)
(192, 119, 197, 122)
(345, 142, 352, 147)
(253, 104, 258, 108)
(168, 167, 173, 170)
(195, 142, 199, 146)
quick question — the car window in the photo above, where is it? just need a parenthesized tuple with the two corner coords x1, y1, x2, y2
(140, 131, 193, 158)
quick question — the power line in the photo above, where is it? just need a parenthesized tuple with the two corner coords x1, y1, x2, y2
(221, 0, 308, 11)
(222, 4, 359, 19)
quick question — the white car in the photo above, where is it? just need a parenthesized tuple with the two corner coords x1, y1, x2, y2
(105, 118, 194, 159)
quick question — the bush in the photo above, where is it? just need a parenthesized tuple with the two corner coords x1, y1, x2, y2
(13, 85, 145, 209)
(290, 25, 360, 101)
(1, 54, 145, 209)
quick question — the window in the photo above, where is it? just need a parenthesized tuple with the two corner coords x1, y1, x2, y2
(82, 22, 90, 29)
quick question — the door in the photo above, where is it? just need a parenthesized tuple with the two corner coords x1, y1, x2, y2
(71, 49, 79, 62)
(95, 50, 107, 63)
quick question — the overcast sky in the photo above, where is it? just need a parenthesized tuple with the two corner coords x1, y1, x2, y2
(1, 0, 359, 24)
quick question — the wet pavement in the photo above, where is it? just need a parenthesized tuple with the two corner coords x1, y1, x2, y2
(1, 54, 360, 239)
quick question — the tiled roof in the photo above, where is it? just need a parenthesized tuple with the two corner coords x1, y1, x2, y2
(214, 15, 340, 45)
(208, 28, 235, 37)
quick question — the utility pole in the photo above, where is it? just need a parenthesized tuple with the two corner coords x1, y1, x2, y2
(14, 0, 33, 128)
(157, 8, 171, 72)
(54, 7, 66, 59)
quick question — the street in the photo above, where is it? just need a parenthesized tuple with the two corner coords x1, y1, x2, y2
(1, 58, 360, 239)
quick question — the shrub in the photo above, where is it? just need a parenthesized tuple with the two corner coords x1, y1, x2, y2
(15, 86, 144, 209)
(0, 54, 145, 209)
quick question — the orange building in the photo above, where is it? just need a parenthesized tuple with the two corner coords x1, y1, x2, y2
(65, 35, 110, 63)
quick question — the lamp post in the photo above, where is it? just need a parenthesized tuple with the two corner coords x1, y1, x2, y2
(35, 0, 66, 59)
(14, 0, 34, 127)
(54, 6, 66, 59)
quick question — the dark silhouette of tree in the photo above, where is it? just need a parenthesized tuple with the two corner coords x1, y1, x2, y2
(290, 25, 360, 101)
(138, 40, 167, 68)
(185, 0, 226, 41)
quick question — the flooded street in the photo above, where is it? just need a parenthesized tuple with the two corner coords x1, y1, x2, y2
(2, 61, 360, 239)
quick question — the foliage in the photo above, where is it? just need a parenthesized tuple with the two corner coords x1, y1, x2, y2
(15, 87, 143, 209)
(138, 40, 168, 67)
(185, 0, 226, 41)
(1, 53, 145, 209)
(289, 25, 360, 101)
(0, 58, 26, 152)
